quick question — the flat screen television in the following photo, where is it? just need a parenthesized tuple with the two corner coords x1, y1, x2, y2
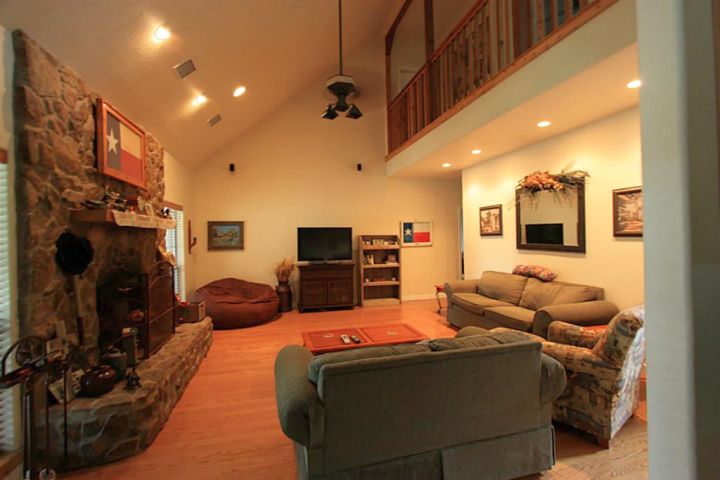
(525, 223, 564, 245)
(297, 227, 352, 262)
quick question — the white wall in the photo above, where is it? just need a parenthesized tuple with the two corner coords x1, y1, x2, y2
(190, 37, 461, 300)
(163, 151, 196, 293)
(637, 1, 720, 478)
(462, 108, 643, 308)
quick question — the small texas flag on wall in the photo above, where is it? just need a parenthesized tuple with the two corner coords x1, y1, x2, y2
(401, 221, 433, 246)
(96, 98, 146, 189)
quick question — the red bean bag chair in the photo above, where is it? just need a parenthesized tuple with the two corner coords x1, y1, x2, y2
(190, 278, 279, 329)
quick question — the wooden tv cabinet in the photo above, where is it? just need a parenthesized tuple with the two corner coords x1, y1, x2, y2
(298, 263, 355, 312)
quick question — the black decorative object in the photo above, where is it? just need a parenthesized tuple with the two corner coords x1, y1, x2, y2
(54, 232, 94, 275)
(79, 365, 116, 397)
(321, 0, 362, 120)
(125, 367, 141, 390)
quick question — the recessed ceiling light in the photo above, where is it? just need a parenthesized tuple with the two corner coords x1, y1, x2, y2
(442, 162, 452, 168)
(471, 149, 482, 155)
(626, 79, 642, 89)
(192, 94, 208, 107)
(153, 24, 171, 42)
(233, 86, 247, 97)
(536, 120, 552, 128)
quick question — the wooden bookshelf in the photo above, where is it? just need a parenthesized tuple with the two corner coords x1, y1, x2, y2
(358, 234, 401, 306)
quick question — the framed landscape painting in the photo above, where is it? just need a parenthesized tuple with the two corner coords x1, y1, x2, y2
(480, 204, 503, 236)
(96, 98, 146, 189)
(613, 187, 643, 237)
(400, 221, 432, 247)
(208, 221, 244, 250)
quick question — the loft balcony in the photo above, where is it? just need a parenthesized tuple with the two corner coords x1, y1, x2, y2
(385, 0, 629, 167)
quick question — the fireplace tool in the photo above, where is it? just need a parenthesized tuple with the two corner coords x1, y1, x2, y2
(0, 336, 65, 480)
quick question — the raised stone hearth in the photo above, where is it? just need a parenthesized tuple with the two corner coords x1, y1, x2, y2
(49, 318, 213, 470)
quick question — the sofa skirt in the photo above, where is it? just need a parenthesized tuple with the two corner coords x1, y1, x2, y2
(294, 425, 555, 480)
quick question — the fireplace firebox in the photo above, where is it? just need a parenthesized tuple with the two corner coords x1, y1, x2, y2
(97, 261, 176, 358)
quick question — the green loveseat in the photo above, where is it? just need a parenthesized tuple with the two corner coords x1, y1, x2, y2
(274, 329, 566, 480)
(445, 271, 619, 337)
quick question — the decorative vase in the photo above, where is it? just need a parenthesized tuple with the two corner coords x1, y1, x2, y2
(276, 281, 292, 313)
(101, 350, 128, 381)
(80, 365, 117, 397)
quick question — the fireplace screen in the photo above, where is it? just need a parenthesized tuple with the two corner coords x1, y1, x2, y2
(97, 261, 176, 358)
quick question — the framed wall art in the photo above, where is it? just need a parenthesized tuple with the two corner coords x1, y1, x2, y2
(400, 221, 432, 247)
(613, 187, 643, 237)
(96, 98, 146, 189)
(480, 204, 503, 236)
(208, 221, 245, 250)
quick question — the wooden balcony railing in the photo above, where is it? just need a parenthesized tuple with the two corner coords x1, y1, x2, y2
(386, 0, 618, 157)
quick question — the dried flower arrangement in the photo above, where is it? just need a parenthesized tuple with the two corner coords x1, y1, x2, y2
(275, 257, 297, 283)
(517, 165, 589, 197)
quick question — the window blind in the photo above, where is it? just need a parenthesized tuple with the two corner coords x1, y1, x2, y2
(165, 208, 186, 301)
(0, 159, 17, 452)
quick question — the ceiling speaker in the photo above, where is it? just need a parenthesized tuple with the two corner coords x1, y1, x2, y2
(173, 59, 196, 79)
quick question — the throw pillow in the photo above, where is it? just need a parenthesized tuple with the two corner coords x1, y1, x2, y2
(513, 265, 558, 282)
(307, 344, 429, 383)
(427, 335, 499, 351)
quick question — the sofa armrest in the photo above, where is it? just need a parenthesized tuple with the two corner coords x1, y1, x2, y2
(532, 300, 619, 338)
(444, 279, 478, 303)
(547, 321, 602, 349)
(274, 345, 325, 447)
(540, 354, 566, 404)
(541, 342, 619, 380)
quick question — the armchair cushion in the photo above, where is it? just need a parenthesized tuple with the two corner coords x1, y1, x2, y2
(451, 293, 514, 315)
(548, 321, 602, 349)
(484, 306, 536, 331)
(592, 306, 645, 367)
(307, 344, 430, 383)
(477, 271, 528, 305)
(541, 342, 620, 386)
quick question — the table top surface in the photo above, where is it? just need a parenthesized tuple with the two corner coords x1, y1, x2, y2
(301, 323, 428, 355)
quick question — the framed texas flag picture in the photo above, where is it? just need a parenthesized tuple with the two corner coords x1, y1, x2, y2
(96, 98, 146, 189)
(400, 221, 433, 247)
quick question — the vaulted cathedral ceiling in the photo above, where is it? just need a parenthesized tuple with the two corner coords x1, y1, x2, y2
(0, 0, 400, 165)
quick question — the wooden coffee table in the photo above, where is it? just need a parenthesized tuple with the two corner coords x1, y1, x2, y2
(301, 323, 428, 355)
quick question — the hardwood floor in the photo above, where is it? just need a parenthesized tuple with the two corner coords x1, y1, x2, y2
(61, 300, 648, 479)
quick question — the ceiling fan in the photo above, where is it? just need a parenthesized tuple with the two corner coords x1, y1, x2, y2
(321, 0, 362, 120)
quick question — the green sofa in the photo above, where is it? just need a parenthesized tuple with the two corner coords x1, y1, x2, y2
(274, 329, 566, 480)
(445, 271, 619, 337)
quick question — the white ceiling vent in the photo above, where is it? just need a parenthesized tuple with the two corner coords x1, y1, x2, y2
(173, 59, 196, 79)
(208, 114, 222, 127)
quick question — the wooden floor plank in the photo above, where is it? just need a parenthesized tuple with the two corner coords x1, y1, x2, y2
(61, 300, 647, 479)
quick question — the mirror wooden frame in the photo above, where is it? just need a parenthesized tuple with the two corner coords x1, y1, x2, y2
(515, 184, 586, 253)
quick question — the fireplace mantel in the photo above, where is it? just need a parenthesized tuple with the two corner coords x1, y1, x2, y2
(70, 209, 176, 230)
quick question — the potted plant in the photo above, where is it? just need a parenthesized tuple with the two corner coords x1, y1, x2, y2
(275, 258, 296, 312)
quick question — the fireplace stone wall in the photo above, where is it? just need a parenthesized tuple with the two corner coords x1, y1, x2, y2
(13, 30, 166, 348)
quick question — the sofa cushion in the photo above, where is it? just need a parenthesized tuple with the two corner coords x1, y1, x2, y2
(452, 292, 514, 315)
(477, 271, 529, 305)
(307, 344, 430, 383)
(519, 279, 600, 311)
(427, 335, 499, 351)
(553, 285, 602, 305)
(483, 306, 536, 331)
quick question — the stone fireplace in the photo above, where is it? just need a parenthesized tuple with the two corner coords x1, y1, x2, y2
(12, 31, 212, 469)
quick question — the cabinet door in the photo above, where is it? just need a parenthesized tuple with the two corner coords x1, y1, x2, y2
(302, 280, 328, 307)
(328, 279, 352, 305)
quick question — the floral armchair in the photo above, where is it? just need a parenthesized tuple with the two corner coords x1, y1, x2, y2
(540, 306, 645, 446)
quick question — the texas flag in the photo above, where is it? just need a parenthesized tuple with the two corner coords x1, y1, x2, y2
(106, 112, 143, 181)
(403, 221, 431, 244)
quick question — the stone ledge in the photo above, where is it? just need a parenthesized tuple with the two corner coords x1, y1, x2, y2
(48, 318, 213, 470)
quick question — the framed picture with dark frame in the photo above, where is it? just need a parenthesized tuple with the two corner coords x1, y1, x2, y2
(208, 221, 245, 250)
(479, 204, 503, 236)
(613, 187, 643, 237)
(95, 98, 147, 189)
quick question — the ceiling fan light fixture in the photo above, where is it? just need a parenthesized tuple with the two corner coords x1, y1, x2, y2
(334, 94, 350, 112)
(321, 104, 338, 120)
(346, 104, 363, 119)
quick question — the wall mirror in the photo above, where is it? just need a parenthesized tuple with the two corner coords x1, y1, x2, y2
(515, 184, 586, 253)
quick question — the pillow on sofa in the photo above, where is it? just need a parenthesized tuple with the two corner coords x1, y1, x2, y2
(307, 344, 429, 383)
(477, 271, 529, 305)
(513, 265, 558, 282)
(429, 330, 533, 351)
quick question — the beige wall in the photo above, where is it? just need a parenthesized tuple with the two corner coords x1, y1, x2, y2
(164, 151, 197, 293)
(189, 37, 461, 301)
(462, 108, 644, 309)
